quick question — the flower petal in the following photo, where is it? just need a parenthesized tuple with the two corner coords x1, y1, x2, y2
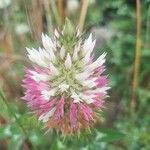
(65, 53, 72, 69)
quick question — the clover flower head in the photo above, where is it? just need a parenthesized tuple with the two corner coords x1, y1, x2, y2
(22, 19, 109, 135)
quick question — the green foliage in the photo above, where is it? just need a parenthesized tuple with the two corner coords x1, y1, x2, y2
(97, 128, 125, 142)
(0, 0, 149, 149)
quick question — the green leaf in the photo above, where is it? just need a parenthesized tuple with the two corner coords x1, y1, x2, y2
(8, 134, 25, 150)
(10, 123, 24, 135)
(97, 128, 125, 142)
(18, 114, 41, 129)
(0, 124, 11, 140)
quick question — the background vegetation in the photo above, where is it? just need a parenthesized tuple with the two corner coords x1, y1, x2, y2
(0, 0, 149, 149)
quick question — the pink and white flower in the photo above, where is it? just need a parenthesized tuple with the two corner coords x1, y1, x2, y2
(22, 22, 109, 134)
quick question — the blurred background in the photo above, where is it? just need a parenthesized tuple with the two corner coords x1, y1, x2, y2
(0, 0, 150, 149)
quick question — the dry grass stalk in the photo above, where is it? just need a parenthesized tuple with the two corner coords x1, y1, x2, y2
(43, 0, 53, 33)
(78, 0, 89, 31)
(58, 0, 67, 28)
(29, 0, 44, 41)
(0, 26, 13, 54)
(131, 0, 142, 111)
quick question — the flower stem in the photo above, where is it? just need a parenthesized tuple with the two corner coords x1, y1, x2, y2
(0, 89, 27, 135)
(0, 89, 37, 150)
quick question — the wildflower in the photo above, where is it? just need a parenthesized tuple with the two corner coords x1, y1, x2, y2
(22, 19, 109, 135)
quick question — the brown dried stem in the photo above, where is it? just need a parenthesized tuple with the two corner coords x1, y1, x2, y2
(58, 0, 66, 28)
(78, 0, 89, 31)
(131, 0, 142, 111)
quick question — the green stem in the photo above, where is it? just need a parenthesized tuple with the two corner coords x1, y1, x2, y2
(0, 89, 37, 150)
(50, 0, 61, 27)
(131, 0, 142, 111)
(0, 89, 27, 135)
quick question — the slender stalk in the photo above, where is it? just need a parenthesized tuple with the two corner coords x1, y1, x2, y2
(23, 0, 35, 41)
(0, 89, 28, 135)
(50, 0, 61, 27)
(0, 89, 37, 150)
(58, 0, 66, 28)
(131, 0, 142, 111)
(78, 0, 89, 31)
(43, 0, 53, 34)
